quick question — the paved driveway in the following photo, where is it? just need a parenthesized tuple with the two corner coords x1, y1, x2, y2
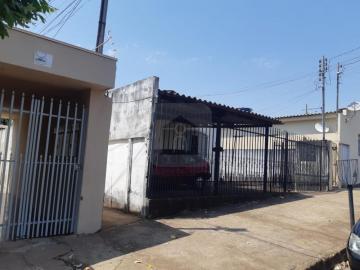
(0, 190, 357, 270)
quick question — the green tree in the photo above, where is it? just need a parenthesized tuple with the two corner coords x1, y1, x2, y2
(0, 0, 54, 38)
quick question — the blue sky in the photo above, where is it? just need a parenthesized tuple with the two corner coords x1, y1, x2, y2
(28, 0, 360, 116)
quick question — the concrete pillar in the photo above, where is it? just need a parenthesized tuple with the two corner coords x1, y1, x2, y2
(76, 88, 112, 234)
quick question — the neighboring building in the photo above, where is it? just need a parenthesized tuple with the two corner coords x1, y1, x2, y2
(0, 28, 116, 241)
(105, 77, 327, 217)
(275, 107, 360, 186)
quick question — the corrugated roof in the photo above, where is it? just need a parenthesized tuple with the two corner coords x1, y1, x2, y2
(158, 90, 281, 125)
(277, 110, 338, 120)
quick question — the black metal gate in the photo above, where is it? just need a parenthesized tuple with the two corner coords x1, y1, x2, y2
(147, 122, 329, 199)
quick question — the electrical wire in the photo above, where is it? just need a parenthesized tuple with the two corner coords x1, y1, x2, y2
(342, 58, 360, 68)
(50, 0, 82, 36)
(329, 45, 360, 60)
(37, 1, 360, 115)
(52, 0, 83, 37)
(39, 0, 90, 37)
(204, 44, 360, 99)
(260, 89, 319, 116)
(200, 71, 317, 98)
(39, 0, 79, 35)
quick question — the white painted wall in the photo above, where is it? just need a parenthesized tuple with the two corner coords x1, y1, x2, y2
(338, 110, 360, 185)
(338, 110, 360, 161)
(275, 111, 360, 187)
(275, 115, 339, 143)
(105, 77, 158, 215)
(104, 140, 129, 209)
(129, 138, 148, 213)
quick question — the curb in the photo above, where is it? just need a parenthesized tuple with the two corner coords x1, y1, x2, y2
(307, 249, 347, 270)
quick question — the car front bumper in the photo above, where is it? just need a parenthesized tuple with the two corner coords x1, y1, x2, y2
(347, 248, 360, 269)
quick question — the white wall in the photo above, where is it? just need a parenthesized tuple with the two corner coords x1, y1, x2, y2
(105, 138, 148, 213)
(104, 140, 129, 209)
(274, 112, 360, 187)
(338, 110, 360, 183)
(129, 138, 148, 213)
(105, 77, 159, 215)
(275, 115, 339, 143)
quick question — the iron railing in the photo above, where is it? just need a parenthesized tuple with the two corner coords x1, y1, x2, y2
(337, 159, 359, 186)
(147, 121, 329, 199)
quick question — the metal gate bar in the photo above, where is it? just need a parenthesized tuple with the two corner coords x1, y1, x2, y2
(0, 91, 86, 241)
(148, 105, 330, 198)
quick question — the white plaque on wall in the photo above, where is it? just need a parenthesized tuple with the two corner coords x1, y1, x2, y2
(34, 50, 53, 68)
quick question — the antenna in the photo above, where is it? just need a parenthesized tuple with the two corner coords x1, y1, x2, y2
(315, 123, 330, 133)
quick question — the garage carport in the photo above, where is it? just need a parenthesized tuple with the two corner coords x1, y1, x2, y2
(106, 77, 329, 218)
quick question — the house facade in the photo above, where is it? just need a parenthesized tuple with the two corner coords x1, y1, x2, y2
(275, 108, 360, 186)
(0, 28, 116, 240)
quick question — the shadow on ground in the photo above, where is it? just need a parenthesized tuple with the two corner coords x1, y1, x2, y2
(0, 192, 324, 269)
(52, 209, 190, 268)
(67, 193, 308, 268)
(166, 192, 314, 220)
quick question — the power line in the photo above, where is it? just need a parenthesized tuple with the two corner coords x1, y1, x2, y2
(343, 58, 360, 67)
(257, 88, 318, 113)
(200, 54, 343, 99)
(51, 0, 82, 37)
(200, 71, 317, 98)
(329, 45, 360, 60)
(39, 0, 79, 35)
(47, 2, 80, 36)
(197, 44, 360, 99)
(52, 0, 83, 38)
(39, 0, 90, 37)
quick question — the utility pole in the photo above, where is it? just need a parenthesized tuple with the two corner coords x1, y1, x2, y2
(336, 63, 343, 112)
(319, 56, 328, 141)
(96, 0, 109, 54)
(318, 56, 328, 191)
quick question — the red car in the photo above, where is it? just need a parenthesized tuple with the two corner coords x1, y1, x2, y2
(152, 152, 211, 188)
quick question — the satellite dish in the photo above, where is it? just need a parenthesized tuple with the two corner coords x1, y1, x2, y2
(347, 101, 360, 111)
(315, 123, 330, 133)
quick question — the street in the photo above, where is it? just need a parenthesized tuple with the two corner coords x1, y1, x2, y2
(0, 190, 357, 270)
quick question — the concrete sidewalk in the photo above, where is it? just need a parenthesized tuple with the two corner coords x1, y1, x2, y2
(0, 190, 358, 270)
